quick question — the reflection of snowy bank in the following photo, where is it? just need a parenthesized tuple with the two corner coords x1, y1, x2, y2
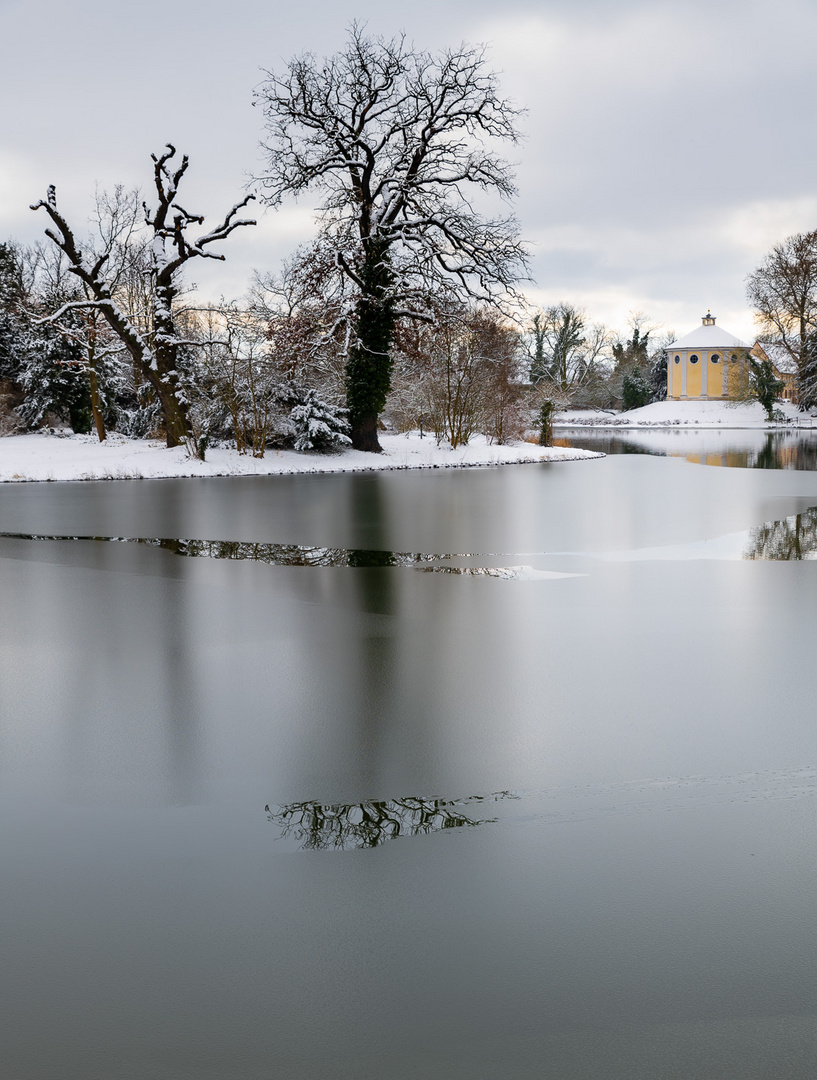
(555, 400, 811, 429)
(0, 531, 587, 579)
(0, 431, 600, 483)
(558, 427, 777, 456)
(553, 427, 817, 471)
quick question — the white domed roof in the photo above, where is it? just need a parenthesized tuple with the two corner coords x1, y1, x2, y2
(668, 313, 750, 352)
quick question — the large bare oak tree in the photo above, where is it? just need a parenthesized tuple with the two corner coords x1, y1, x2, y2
(33, 145, 255, 450)
(255, 25, 528, 451)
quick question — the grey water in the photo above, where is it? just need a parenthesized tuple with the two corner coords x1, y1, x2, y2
(556, 425, 817, 471)
(3, 438, 817, 1078)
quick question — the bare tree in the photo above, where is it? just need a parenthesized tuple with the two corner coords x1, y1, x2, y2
(746, 230, 817, 407)
(32, 145, 255, 451)
(466, 309, 525, 444)
(249, 240, 350, 397)
(527, 303, 611, 403)
(392, 304, 522, 447)
(27, 186, 147, 441)
(193, 302, 284, 457)
(255, 24, 528, 451)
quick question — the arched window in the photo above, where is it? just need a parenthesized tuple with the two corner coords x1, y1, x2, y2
(674, 355, 681, 364)
(710, 353, 720, 363)
(689, 354, 699, 365)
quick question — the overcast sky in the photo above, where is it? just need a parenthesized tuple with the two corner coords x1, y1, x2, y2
(2, 0, 815, 342)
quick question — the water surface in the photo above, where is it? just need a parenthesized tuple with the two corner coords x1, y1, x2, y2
(556, 426, 817, 470)
(2, 448, 817, 1078)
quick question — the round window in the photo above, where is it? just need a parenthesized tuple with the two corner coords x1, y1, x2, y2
(674, 355, 680, 364)
(710, 353, 720, 364)
(730, 353, 738, 363)
(689, 354, 699, 365)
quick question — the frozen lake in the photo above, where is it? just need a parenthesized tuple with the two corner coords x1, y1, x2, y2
(2, 441, 817, 1078)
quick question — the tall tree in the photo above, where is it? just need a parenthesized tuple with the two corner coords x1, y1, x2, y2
(528, 303, 609, 399)
(0, 241, 93, 434)
(0, 243, 26, 385)
(611, 322, 651, 371)
(32, 145, 255, 450)
(25, 188, 147, 441)
(746, 230, 817, 408)
(255, 25, 528, 451)
(749, 355, 785, 420)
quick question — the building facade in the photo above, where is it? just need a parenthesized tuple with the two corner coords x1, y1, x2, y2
(666, 313, 751, 400)
(750, 341, 799, 403)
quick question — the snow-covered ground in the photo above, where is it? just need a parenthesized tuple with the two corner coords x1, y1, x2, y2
(0, 431, 600, 483)
(555, 400, 816, 429)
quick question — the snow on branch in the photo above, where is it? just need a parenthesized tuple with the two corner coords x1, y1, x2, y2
(254, 26, 528, 316)
(32, 148, 257, 453)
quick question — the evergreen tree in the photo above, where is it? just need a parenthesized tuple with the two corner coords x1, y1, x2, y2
(612, 325, 650, 370)
(800, 333, 817, 409)
(17, 321, 93, 433)
(289, 388, 351, 451)
(537, 400, 555, 446)
(749, 356, 785, 421)
(648, 350, 668, 402)
(0, 244, 24, 307)
(0, 243, 26, 383)
(621, 368, 652, 410)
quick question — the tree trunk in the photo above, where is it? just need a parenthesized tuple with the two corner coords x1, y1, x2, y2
(88, 365, 106, 442)
(154, 283, 192, 448)
(351, 411, 382, 452)
(158, 385, 191, 448)
(799, 313, 809, 405)
(345, 239, 394, 453)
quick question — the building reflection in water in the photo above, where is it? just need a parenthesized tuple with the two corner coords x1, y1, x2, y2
(266, 791, 518, 850)
(556, 430, 817, 470)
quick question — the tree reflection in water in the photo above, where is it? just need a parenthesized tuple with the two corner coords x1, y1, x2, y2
(0, 533, 474, 568)
(266, 792, 518, 850)
(753, 432, 817, 471)
(141, 538, 414, 566)
(10, 516, 817, 565)
(745, 507, 817, 560)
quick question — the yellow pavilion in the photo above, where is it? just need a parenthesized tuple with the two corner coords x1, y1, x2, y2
(666, 312, 751, 400)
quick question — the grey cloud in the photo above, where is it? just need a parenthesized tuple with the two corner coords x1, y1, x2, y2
(3, 0, 815, 338)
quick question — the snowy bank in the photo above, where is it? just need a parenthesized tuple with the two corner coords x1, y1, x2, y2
(555, 400, 816, 429)
(0, 431, 600, 483)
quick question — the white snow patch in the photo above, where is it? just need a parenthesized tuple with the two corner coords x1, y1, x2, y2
(0, 431, 600, 484)
(555, 400, 815, 429)
(417, 565, 584, 580)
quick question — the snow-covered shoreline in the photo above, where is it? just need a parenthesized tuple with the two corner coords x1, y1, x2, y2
(555, 400, 816, 429)
(0, 431, 601, 484)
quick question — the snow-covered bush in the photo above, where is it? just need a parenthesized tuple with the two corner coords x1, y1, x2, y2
(115, 385, 164, 439)
(289, 388, 351, 452)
